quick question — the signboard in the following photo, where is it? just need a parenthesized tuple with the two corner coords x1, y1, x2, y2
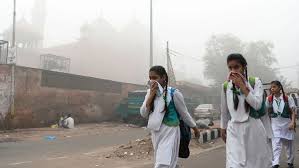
(7, 47, 17, 64)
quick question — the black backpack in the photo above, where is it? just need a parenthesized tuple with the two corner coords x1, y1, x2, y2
(170, 88, 191, 158)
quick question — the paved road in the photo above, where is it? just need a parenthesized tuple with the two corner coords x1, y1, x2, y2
(142, 128, 299, 168)
(1, 126, 299, 168)
(0, 128, 147, 168)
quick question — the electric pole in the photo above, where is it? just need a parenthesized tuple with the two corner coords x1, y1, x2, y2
(12, 0, 16, 47)
(149, 0, 153, 68)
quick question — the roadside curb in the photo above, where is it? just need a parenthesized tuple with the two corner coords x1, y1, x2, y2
(198, 128, 220, 144)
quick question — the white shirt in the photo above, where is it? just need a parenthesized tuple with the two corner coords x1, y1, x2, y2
(266, 95, 295, 140)
(64, 117, 75, 129)
(221, 78, 264, 129)
(140, 87, 196, 131)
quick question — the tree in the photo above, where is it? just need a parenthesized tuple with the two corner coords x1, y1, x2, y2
(203, 34, 243, 86)
(244, 41, 277, 83)
(203, 34, 288, 88)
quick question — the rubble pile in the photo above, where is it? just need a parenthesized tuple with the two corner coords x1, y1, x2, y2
(108, 136, 209, 160)
(108, 136, 153, 160)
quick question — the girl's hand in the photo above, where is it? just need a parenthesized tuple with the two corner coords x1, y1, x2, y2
(230, 73, 246, 88)
(192, 127, 200, 139)
(149, 82, 158, 97)
(221, 129, 227, 143)
(230, 73, 250, 96)
(289, 122, 296, 130)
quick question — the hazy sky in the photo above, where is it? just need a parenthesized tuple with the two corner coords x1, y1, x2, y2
(1, 0, 299, 86)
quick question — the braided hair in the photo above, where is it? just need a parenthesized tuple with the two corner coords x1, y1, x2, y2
(271, 80, 287, 102)
(227, 53, 249, 111)
(149, 66, 169, 113)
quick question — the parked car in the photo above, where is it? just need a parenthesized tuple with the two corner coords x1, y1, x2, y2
(193, 104, 219, 120)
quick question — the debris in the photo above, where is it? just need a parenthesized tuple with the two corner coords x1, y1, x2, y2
(109, 136, 153, 160)
(50, 124, 58, 128)
(126, 124, 140, 128)
(123, 145, 133, 149)
(45, 136, 56, 141)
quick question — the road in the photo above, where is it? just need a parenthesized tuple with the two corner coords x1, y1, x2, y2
(0, 128, 147, 168)
(1, 125, 299, 168)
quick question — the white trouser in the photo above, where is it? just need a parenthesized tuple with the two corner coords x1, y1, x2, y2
(272, 137, 295, 166)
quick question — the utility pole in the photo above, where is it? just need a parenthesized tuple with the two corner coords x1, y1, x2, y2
(297, 62, 299, 88)
(10, 0, 17, 120)
(12, 0, 16, 48)
(149, 0, 153, 68)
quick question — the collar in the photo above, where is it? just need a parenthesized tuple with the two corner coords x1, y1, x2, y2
(274, 94, 283, 101)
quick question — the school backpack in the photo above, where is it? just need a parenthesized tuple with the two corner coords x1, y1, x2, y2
(223, 77, 266, 119)
(170, 87, 192, 159)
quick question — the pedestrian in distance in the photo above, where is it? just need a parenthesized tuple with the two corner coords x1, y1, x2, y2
(266, 81, 296, 168)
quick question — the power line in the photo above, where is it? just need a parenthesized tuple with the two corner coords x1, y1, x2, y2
(169, 52, 202, 62)
(169, 49, 202, 62)
(169, 49, 184, 56)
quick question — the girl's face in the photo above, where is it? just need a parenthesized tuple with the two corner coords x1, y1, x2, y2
(227, 60, 245, 74)
(149, 71, 166, 86)
(270, 83, 281, 95)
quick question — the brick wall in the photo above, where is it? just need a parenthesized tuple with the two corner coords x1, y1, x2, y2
(0, 65, 12, 120)
(4, 65, 144, 128)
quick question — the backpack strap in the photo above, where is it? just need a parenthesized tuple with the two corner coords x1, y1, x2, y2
(170, 87, 176, 98)
(248, 76, 256, 89)
(283, 95, 288, 103)
(170, 87, 182, 120)
(268, 95, 274, 103)
(223, 81, 228, 93)
(283, 96, 293, 117)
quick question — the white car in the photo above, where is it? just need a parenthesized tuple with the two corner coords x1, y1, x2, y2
(194, 104, 219, 120)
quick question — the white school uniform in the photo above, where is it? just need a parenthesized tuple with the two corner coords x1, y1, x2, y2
(140, 84, 196, 168)
(266, 95, 296, 166)
(221, 78, 272, 168)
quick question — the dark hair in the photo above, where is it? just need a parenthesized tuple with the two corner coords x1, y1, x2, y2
(227, 53, 249, 110)
(227, 53, 248, 80)
(149, 66, 169, 113)
(271, 80, 287, 101)
(67, 114, 71, 118)
(291, 93, 298, 106)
